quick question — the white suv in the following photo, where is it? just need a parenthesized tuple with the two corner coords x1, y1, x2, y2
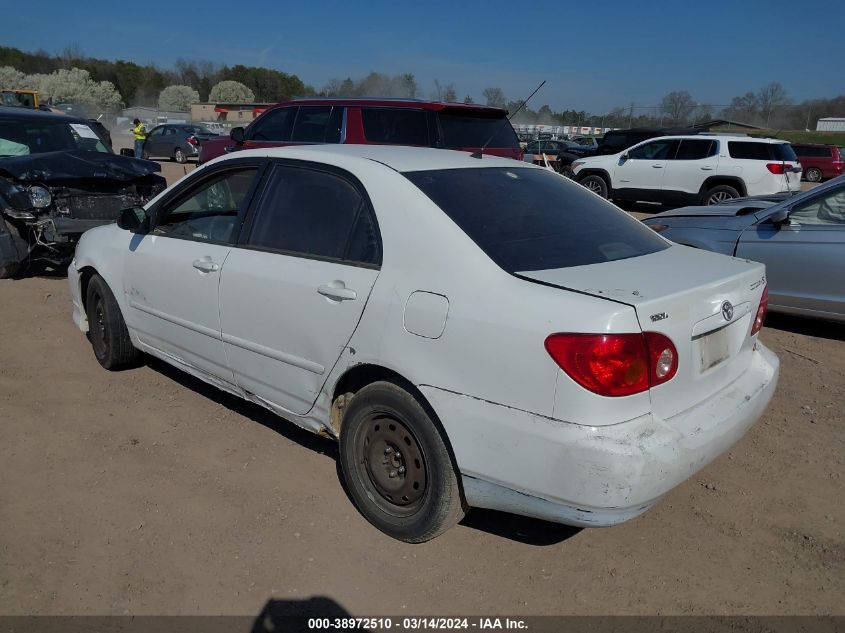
(571, 135, 802, 205)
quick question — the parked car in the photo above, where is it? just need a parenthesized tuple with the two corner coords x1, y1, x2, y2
(143, 124, 222, 163)
(69, 144, 778, 542)
(643, 174, 845, 322)
(198, 98, 522, 163)
(791, 143, 844, 182)
(571, 135, 802, 205)
(0, 106, 165, 278)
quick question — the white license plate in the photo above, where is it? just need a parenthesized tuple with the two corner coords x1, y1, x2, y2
(699, 326, 731, 372)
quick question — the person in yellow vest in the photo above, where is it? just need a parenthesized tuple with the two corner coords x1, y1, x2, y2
(132, 118, 147, 158)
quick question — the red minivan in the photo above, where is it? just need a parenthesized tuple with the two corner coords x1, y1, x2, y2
(199, 98, 522, 163)
(791, 143, 845, 182)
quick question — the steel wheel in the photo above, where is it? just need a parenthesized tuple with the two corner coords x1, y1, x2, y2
(805, 167, 822, 183)
(339, 380, 465, 542)
(89, 291, 108, 362)
(358, 413, 427, 516)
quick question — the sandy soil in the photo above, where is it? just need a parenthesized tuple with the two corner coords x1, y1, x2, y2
(0, 158, 842, 617)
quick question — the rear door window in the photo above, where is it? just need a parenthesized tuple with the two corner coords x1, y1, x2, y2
(361, 107, 430, 146)
(674, 139, 718, 160)
(405, 167, 667, 272)
(245, 165, 381, 265)
(290, 106, 342, 143)
(437, 110, 519, 150)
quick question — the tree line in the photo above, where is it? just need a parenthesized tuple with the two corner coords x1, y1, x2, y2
(0, 45, 842, 130)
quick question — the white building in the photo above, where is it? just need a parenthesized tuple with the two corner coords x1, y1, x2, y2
(816, 117, 845, 132)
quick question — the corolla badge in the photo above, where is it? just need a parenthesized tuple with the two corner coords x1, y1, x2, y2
(721, 300, 734, 321)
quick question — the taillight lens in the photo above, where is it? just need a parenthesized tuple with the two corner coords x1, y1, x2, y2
(751, 286, 768, 336)
(545, 332, 678, 397)
(766, 163, 787, 174)
(187, 136, 199, 146)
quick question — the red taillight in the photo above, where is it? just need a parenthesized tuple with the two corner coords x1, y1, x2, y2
(187, 136, 199, 146)
(544, 332, 678, 397)
(766, 163, 787, 174)
(751, 286, 768, 336)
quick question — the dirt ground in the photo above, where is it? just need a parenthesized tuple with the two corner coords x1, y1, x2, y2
(0, 155, 842, 617)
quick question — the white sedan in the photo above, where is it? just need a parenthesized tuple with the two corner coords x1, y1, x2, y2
(69, 145, 779, 542)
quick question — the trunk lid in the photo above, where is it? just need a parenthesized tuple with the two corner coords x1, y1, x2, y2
(520, 245, 767, 419)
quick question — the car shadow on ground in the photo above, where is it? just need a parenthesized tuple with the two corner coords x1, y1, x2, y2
(765, 312, 845, 342)
(460, 508, 581, 546)
(145, 355, 582, 546)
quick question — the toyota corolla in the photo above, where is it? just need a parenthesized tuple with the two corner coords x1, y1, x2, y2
(68, 145, 779, 542)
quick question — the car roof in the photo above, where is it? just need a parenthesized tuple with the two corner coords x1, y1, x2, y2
(262, 97, 508, 115)
(222, 144, 530, 173)
(655, 134, 790, 143)
(0, 105, 90, 125)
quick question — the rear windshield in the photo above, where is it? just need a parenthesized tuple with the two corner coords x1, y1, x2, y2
(437, 110, 519, 150)
(728, 141, 797, 161)
(405, 167, 668, 272)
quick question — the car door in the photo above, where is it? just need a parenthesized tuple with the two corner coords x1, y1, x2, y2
(612, 138, 677, 201)
(218, 161, 382, 415)
(123, 161, 265, 383)
(661, 138, 720, 203)
(736, 185, 845, 317)
(241, 106, 297, 150)
(145, 126, 165, 156)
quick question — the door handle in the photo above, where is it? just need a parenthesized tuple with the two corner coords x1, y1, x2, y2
(318, 283, 357, 301)
(651, 164, 664, 168)
(192, 259, 220, 273)
(700, 166, 714, 171)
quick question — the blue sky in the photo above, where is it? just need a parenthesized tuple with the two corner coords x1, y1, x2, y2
(5, 0, 843, 112)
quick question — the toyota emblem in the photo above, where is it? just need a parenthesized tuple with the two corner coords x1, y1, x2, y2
(721, 300, 734, 321)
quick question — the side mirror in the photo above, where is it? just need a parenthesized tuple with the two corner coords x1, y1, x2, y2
(230, 126, 245, 144)
(119, 148, 135, 157)
(769, 208, 790, 225)
(117, 206, 150, 233)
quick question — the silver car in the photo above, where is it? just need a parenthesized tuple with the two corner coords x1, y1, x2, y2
(643, 175, 845, 322)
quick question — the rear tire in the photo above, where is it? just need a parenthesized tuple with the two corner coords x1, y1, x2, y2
(85, 274, 141, 370)
(174, 147, 186, 164)
(704, 184, 740, 205)
(339, 380, 465, 543)
(580, 174, 609, 198)
(804, 167, 822, 183)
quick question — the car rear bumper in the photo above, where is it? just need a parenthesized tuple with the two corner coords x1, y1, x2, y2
(421, 341, 779, 527)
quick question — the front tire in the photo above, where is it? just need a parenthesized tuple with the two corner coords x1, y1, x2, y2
(174, 147, 187, 163)
(704, 184, 740, 205)
(804, 167, 822, 183)
(85, 274, 141, 370)
(580, 174, 609, 198)
(339, 380, 465, 543)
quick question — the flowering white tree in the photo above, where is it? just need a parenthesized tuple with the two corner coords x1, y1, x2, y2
(0, 66, 27, 90)
(208, 80, 255, 103)
(158, 85, 200, 111)
(28, 68, 122, 110)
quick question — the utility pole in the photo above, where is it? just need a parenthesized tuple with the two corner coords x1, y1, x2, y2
(628, 101, 634, 128)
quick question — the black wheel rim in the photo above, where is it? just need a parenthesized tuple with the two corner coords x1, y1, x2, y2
(91, 294, 107, 359)
(357, 413, 427, 516)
